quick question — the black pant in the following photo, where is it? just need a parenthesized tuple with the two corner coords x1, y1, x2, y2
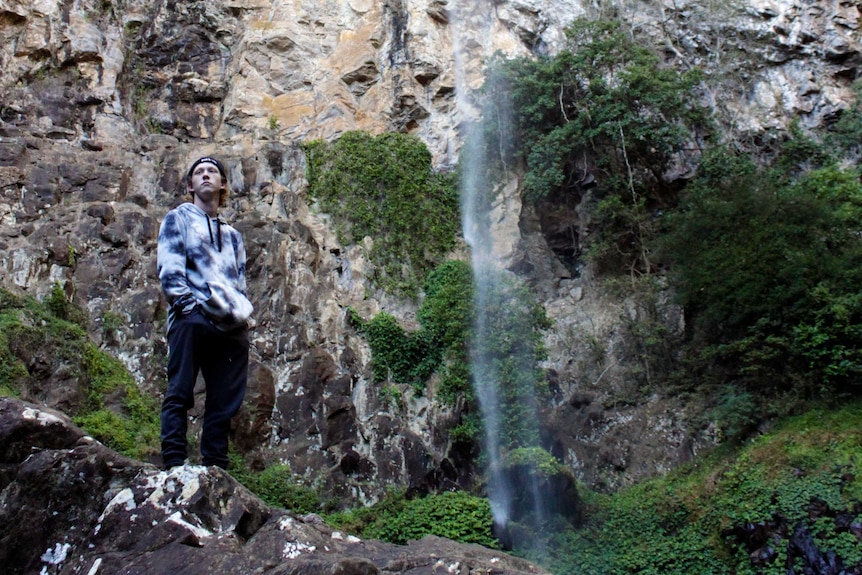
(161, 308, 249, 469)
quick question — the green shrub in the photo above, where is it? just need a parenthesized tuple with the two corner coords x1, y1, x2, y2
(354, 260, 550, 453)
(418, 260, 473, 352)
(419, 260, 474, 403)
(449, 412, 481, 444)
(478, 17, 710, 274)
(0, 326, 28, 396)
(367, 490, 496, 546)
(45, 281, 87, 326)
(707, 386, 760, 443)
(362, 312, 437, 387)
(101, 311, 123, 337)
(505, 446, 567, 478)
(325, 487, 409, 536)
(251, 465, 318, 513)
(437, 358, 472, 405)
(328, 489, 497, 548)
(229, 456, 322, 513)
(824, 79, 862, 162)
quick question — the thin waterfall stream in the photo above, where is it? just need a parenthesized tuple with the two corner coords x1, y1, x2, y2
(451, 0, 550, 554)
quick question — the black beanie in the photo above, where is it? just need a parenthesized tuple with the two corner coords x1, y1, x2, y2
(188, 157, 226, 181)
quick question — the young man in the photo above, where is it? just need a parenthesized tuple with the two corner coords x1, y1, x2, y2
(157, 156, 254, 469)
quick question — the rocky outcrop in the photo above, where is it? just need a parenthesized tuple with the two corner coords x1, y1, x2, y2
(0, 396, 548, 575)
(0, 0, 860, 502)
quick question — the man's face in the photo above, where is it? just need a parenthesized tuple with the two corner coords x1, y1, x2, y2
(188, 162, 224, 202)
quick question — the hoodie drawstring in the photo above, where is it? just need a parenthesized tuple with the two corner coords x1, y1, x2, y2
(205, 214, 223, 252)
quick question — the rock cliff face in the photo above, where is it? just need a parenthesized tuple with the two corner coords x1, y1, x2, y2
(0, 0, 859, 506)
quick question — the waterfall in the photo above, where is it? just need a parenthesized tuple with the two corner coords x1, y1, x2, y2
(451, 0, 549, 551)
(461, 122, 513, 529)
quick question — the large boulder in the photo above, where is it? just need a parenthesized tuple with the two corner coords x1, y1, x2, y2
(0, 396, 548, 575)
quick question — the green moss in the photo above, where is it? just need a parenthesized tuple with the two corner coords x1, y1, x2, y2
(74, 409, 139, 456)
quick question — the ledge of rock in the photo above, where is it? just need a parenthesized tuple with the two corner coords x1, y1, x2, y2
(0, 397, 547, 575)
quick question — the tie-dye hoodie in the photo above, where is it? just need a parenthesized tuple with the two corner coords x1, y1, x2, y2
(157, 202, 253, 333)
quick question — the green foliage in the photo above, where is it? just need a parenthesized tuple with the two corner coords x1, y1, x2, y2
(472, 269, 551, 451)
(707, 386, 760, 443)
(362, 312, 438, 387)
(542, 402, 862, 575)
(325, 487, 409, 535)
(145, 117, 164, 134)
(775, 121, 833, 176)
(505, 446, 567, 478)
(327, 489, 498, 548)
(230, 459, 321, 514)
(824, 79, 862, 162)
(366, 491, 496, 546)
(791, 285, 862, 384)
(73, 343, 160, 459)
(661, 145, 862, 394)
(101, 311, 123, 332)
(100, 311, 123, 343)
(45, 282, 66, 318)
(45, 281, 86, 326)
(0, 287, 159, 460)
(355, 260, 473, 396)
(418, 260, 475, 403)
(449, 411, 481, 444)
(479, 17, 710, 274)
(0, 292, 29, 396)
(132, 84, 151, 119)
(378, 383, 401, 409)
(813, 516, 862, 568)
(353, 260, 551, 469)
(604, 275, 682, 393)
(436, 358, 471, 405)
(354, 260, 550, 452)
(418, 260, 474, 352)
(304, 131, 461, 296)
